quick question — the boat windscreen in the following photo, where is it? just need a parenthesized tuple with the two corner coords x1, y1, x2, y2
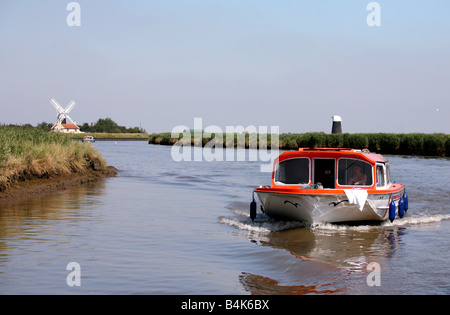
(275, 158, 310, 185)
(338, 158, 373, 186)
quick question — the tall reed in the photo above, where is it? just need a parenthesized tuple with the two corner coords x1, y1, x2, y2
(0, 125, 107, 190)
(148, 131, 449, 157)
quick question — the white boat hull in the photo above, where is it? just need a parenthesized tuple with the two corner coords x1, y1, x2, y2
(255, 190, 404, 224)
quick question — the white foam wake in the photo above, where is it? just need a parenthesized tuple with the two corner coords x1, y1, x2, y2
(384, 213, 450, 227)
(310, 214, 450, 231)
(221, 202, 450, 233)
(219, 205, 306, 234)
(221, 208, 450, 234)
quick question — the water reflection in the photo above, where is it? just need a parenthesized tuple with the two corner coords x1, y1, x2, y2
(220, 201, 408, 294)
(240, 272, 343, 295)
(0, 181, 107, 261)
(237, 226, 407, 294)
(269, 226, 405, 267)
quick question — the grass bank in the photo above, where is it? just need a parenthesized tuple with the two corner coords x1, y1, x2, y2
(70, 132, 150, 141)
(148, 132, 449, 157)
(0, 125, 112, 191)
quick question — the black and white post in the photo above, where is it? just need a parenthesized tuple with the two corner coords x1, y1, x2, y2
(331, 115, 342, 134)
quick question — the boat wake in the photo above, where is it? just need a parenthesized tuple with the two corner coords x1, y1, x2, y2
(220, 201, 450, 234)
(219, 202, 306, 234)
(383, 213, 450, 227)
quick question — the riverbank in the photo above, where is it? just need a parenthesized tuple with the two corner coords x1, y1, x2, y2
(148, 132, 449, 157)
(0, 125, 117, 203)
(0, 166, 117, 204)
(70, 132, 150, 141)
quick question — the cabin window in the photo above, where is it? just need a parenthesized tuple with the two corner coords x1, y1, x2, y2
(376, 164, 385, 187)
(275, 158, 310, 185)
(385, 162, 391, 185)
(314, 159, 335, 188)
(338, 159, 373, 186)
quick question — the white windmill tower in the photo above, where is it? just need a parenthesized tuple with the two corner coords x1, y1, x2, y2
(50, 98, 80, 133)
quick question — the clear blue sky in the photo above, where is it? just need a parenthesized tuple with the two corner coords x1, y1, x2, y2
(0, 0, 449, 133)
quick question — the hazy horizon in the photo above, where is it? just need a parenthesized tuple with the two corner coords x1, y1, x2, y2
(0, 1, 448, 134)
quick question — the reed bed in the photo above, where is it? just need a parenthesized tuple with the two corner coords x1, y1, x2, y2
(69, 132, 150, 140)
(0, 125, 107, 190)
(149, 132, 449, 157)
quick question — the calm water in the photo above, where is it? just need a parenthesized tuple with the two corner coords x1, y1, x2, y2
(0, 142, 449, 294)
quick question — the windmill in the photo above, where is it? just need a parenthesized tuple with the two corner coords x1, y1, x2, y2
(51, 98, 76, 124)
(50, 98, 81, 133)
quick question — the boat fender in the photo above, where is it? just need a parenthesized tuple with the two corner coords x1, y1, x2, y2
(250, 192, 257, 222)
(403, 192, 409, 211)
(389, 200, 396, 223)
(398, 197, 405, 218)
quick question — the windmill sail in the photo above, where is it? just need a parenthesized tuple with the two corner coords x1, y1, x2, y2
(65, 100, 76, 114)
(51, 98, 64, 114)
(50, 99, 76, 124)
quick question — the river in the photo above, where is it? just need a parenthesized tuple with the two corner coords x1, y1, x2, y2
(0, 141, 449, 294)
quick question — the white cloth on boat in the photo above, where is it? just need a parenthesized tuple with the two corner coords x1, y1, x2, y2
(344, 189, 368, 211)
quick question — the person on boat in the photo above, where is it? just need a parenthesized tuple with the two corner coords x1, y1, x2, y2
(348, 164, 367, 185)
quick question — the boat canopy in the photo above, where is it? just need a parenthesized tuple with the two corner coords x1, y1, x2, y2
(272, 148, 390, 189)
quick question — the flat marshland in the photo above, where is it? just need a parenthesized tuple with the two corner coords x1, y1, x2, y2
(0, 125, 113, 193)
(149, 132, 450, 157)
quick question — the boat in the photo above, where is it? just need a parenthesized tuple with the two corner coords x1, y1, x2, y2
(252, 148, 408, 224)
(82, 135, 95, 143)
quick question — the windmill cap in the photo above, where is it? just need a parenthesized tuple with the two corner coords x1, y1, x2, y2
(332, 115, 342, 122)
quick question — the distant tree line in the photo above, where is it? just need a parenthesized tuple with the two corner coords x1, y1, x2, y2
(35, 118, 146, 133)
(149, 131, 449, 157)
(79, 118, 146, 133)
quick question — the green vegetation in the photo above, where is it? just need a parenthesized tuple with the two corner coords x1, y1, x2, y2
(36, 118, 146, 133)
(149, 131, 449, 157)
(79, 118, 146, 133)
(0, 125, 108, 190)
(70, 132, 150, 140)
